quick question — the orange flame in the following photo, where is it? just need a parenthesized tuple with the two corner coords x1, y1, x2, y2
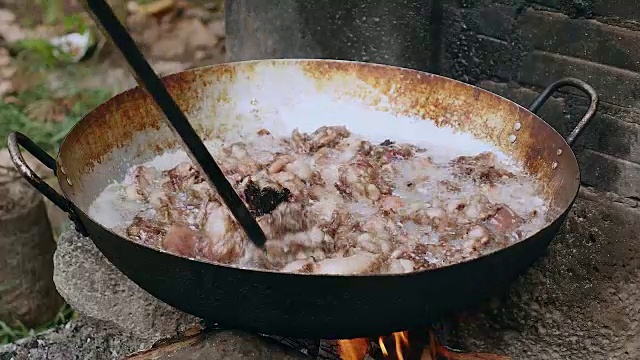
(337, 329, 511, 360)
(378, 336, 389, 356)
(338, 331, 410, 360)
(336, 338, 369, 360)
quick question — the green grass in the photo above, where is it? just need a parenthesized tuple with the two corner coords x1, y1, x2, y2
(0, 74, 111, 154)
(0, 304, 76, 344)
(0, 70, 108, 345)
(0, 43, 111, 348)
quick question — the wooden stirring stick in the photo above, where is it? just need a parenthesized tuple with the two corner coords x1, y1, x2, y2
(80, 0, 267, 248)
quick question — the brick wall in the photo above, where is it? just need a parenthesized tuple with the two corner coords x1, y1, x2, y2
(437, 0, 640, 199)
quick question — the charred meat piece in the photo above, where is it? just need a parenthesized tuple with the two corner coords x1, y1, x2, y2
(243, 180, 292, 216)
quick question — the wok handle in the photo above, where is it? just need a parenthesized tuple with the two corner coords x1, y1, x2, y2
(7, 132, 87, 236)
(528, 78, 599, 146)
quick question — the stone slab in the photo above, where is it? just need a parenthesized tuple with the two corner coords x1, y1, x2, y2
(0, 318, 310, 360)
(578, 150, 640, 199)
(126, 331, 308, 360)
(0, 316, 146, 360)
(450, 188, 640, 359)
(52, 229, 202, 348)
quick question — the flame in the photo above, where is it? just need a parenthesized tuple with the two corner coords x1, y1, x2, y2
(337, 329, 510, 360)
(336, 338, 369, 360)
(378, 336, 389, 356)
(338, 331, 410, 360)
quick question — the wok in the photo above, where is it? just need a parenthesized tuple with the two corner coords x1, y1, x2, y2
(8, 59, 598, 339)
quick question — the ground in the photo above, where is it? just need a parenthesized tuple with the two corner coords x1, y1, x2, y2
(0, 0, 227, 344)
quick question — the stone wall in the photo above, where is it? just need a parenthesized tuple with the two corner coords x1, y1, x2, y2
(437, 0, 640, 199)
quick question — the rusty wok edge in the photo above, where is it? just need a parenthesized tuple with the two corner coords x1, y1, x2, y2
(6, 60, 599, 339)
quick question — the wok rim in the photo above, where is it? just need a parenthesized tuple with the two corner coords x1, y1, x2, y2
(56, 58, 582, 278)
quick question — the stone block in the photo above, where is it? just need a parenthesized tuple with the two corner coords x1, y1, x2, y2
(451, 189, 640, 359)
(593, 0, 640, 22)
(460, 5, 518, 39)
(0, 318, 309, 360)
(578, 149, 640, 199)
(519, 9, 640, 73)
(457, 6, 640, 74)
(518, 50, 640, 108)
(599, 102, 640, 126)
(126, 331, 308, 360)
(572, 110, 640, 165)
(531, 0, 562, 9)
(0, 317, 146, 360)
(53, 230, 202, 348)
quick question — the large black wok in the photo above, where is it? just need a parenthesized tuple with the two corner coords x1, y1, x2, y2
(8, 59, 598, 339)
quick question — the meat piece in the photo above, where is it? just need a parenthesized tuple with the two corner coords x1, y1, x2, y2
(284, 158, 313, 181)
(270, 171, 307, 200)
(258, 202, 313, 239)
(163, 163, 205, 193)
(161, 224, 200, 258)
(204, 203, 233, 240)
(202, 224, 247, 264)
(281, 259, 315, 273)
(290, 129, 312, 153)
(381, 144, 415, 162)
(453, 152, 498, 169)
(380, 196, 404, 213)
(126, 216, 167, 246)
(466, 224, 490, 246)
(452, 152, 515, 185)
(335, 159, 392, 200)
(243, 180, 291, 216)
(268, 154, 295, 174)
(485, 205, 523, 234)
(388, 258, 415, 273)
(313, 252, 378, 275)
(308, 126, 351, 152)
(124, 166, 157, 201)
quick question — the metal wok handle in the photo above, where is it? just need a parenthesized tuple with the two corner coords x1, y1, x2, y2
(7, 132, 87, 235)
(528, 78, 599, 146)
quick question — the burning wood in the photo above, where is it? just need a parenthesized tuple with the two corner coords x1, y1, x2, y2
(335, 329, 510, 360)
(337, 338, 370, 360)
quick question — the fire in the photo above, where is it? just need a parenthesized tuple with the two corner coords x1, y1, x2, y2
(337, 331, 409, 360)
(336, 329, 511, 360)
(336, 338, 369, 360)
